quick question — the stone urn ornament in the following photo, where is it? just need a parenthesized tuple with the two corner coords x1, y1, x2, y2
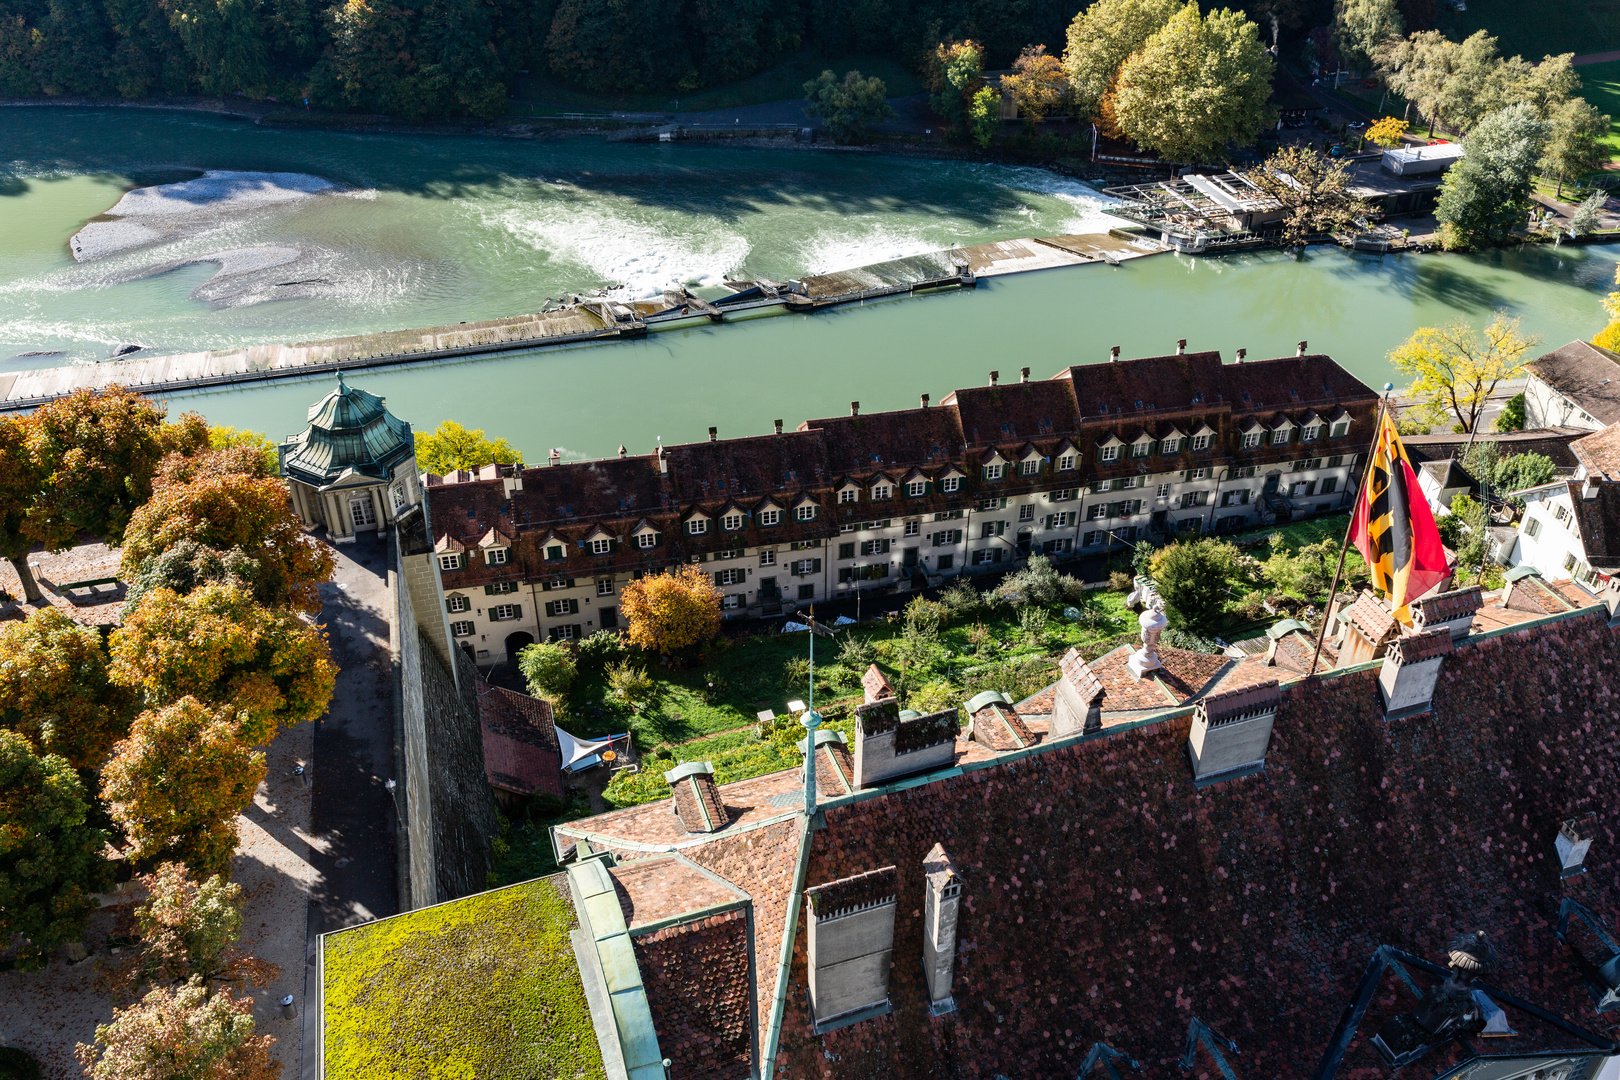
(1127, 598, 1168, 680)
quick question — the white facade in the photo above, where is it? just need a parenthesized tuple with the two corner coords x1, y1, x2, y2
(1507, 481, 1601, 586)
(1525, 372, 1607, 433)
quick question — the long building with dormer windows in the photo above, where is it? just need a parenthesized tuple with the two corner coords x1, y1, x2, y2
(422, 345, 1380, 666)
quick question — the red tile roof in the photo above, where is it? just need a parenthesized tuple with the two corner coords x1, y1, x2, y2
(477, 685, 562, 796)
(634, 909, 753, 1079)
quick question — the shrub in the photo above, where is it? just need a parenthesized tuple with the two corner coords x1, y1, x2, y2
(780, 656, 812, 692)
(1495, 392, 1526, 432)
(966, 621, 992, 652)
(1233, 590, 1268, 620)
(939, 580, 983, 616)
(836, 634, 875, 671)
(1109, 571, 1133, 592)
(995, 555, 1066, 607)
(1493, 451, 1556, 496)
(1148, 540, 1240, 634)
(1261, 535, 1341, 600)
(0, 1047, 41, 1080)
(619, 566, 721, 655)
(1018, 606, 1049, 642)
(903, 596, 949, 636)
(907, 680, 960, 715)
(604, 659, 655, 712)
(517, 642, 577, 703)
(1131, 540, 1155, 576)
(576, 631, 626, 670)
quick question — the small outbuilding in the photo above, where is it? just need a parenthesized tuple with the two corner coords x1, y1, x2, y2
(279, 375, 422, 542)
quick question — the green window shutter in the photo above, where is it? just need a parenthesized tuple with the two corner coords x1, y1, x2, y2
(609, 539, 618, 553)
(1045, 515, 1054, 529)
(512, 605, 522, 619)
(714, 571, 724, 586)
(812, 558, 822, 573)
(572, 624, 583, 639)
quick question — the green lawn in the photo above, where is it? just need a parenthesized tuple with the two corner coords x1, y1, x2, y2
(509, 50, 924, 116)
(1578, 60, 1620, 157)
(1438, 0, 1620, 61)
(323, 877, 604, 1079)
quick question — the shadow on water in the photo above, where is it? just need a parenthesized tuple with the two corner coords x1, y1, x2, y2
(0, 106, 1047, 223)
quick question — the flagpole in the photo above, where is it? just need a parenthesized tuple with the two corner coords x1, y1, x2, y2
(1307, 383, 1394, 677)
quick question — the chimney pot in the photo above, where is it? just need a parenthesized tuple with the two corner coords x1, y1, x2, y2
(1557, 815, 1595, 877)
(851, 401, 860, 417)
(774, 418, 783, 435)
(548, 448, 561, 466)
(922, 843, 961, 1014)
(1109, 346, 1121, 362)
(1020, 367, 1030, 383)
(989, 370, 999, 386)
(1297, 340, 1308, 356)
(708, 426, 718, 442)
(1236, 348, 1247, 362)
(1176, 338, 1187, 355)
(920, 393, 930, 408)
(617, 444, 627, 458)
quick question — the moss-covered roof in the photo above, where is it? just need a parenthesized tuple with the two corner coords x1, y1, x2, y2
(322, 875, 605, 1079)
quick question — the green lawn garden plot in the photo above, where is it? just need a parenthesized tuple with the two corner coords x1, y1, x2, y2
(322, 876, 605, 1080)
(1438, 0, 1620, 63)
(1578, 61, 1620, 157)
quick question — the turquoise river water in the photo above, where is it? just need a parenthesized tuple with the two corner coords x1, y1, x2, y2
(1, 106, 1616, 459)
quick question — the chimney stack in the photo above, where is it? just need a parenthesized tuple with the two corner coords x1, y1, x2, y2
(617, 444, 627, 458)
(663, 761, 730, 833)
(1020, 366, 1030, 383)
(1378, 628, 1453, 719)
(850, 401, 860, 417)
(1236, 348, 1247, 362)
(1557, 815, 1595, 878)
(1297, 340, 1308, 356)
(658, 444, 668, 475)
(920, 393, 930, 408)
(1109, 345, 1121, 362)
(804, 866, 898, 1032)
(1176, 338, 1187, 355)
(1051, 648, 1104, 737)
(548, 448, 561, 467)
(989, 370, 1000, 386)
(1188, 681, 1281, 785)
(774, 418, 783, 435)
(922, 844, 961, 1015)
(708, 426, 718, 442)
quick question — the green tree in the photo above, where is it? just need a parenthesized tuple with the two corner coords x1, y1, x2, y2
(109, 584, 337, 746)
(102, 862, 278, 1000)
(413, 420, 523, 476)
(517, 641, 577, 703)
(102, 697, 266, 876)
(1001, 44, 1068, 130)
(165, 0, 272, 98)
(0, 730, 110, 970)
(927, 39, 984, 126)
(1148, 539, 1238, 633)
(967, 85, 1000, 147)
(1245, 146, 1372, 247)
(1539, 97, 1610, 197)
(1113, 2, 1275, 164)
(0, 607, 132, 771)
(1494, 392, 1526, 432)
(1061, 0, 1180, 119)
(1493, 451, 1556, 494)
(1262, 535, 1350, 598)
(1335, 0, 1403, 71)
(122, 541, 282, 615)
(76, 977, 278, 1080)
(1435, 103, 1550, 248)
(802, 69, 896, 145)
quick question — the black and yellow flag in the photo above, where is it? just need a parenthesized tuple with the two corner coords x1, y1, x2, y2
(1349, 411, 1449, 623)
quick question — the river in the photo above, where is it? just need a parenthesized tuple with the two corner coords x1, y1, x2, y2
(2, 106, 1617, 459)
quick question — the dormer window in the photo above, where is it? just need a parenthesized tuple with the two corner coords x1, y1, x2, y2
(942, 475, 961, 493)
(1100, 445, 1119, 463)
(872, 484, 892, 501)
(590, 537, 612, 555)
(1020, 459, 1039, 476)
(1272, 428, 1291, 446)
(1302, 424, 1321, 443)
(907, 480, 927, 497)
(1161, 437, 1181, 454)
(1058, 453, 1076, 471)
(1244, 432, 1262, 448)
(544, 543, 565, 561)
(1331, 420, 1350, 438)
(688, 518, 708, 535)
(636, 531, 660, 549)
(983, 463, 1004, 481)
(839, 488, 858, 505)
(439, 553, 462, 571)
(758, 509, 781, 526)
(723, 512, 743, 531)
(486, 547, 508, 565)
(1192, 434, 1211, 451)
(796, 503, 817, 522)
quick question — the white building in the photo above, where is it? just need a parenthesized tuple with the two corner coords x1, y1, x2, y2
(1524, 340, 1620, 432)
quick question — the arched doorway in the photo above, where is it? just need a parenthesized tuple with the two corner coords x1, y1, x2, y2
(1016, 528, 1034, 557)
(504, 631, 535, 665)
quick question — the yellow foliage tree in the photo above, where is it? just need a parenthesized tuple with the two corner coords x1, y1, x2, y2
(414, 420, 523, 475)
(109, 584, 337, 746)
(1389, 313, 1537, 432)
(619, 565, 722, 655)
(1593, 265, 1620, 351)
(1366, 116, 1409, 148)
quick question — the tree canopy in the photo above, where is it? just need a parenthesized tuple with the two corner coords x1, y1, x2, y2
(0, 607, 132, 771)
(1435, 103, 1550, 248)
(76, 977, 278, 1080)
(619, 565, 722, 655)
(1113, 2, 1275, 164)
(1245, 146, 1372, 247)
(110, 583, 337, 746)
(517, 641, 578, 704)
(1148, 539, 1240, 633)
(0, 730, 110, 969)
(1001, 45, 1068, 130)
(1335, 0, 1403, 71)
(413, 420, 523, 476)
(102, 697, 266, 876)
(803, 69, 896, 144)
(927, 39, 984, 127)
(1389, 312, 1537, 432)
(1061, 0, 1180, 119)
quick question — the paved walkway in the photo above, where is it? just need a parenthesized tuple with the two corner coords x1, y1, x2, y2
(1573, 50, 1620, 66)
(298, 531, 398, 1080)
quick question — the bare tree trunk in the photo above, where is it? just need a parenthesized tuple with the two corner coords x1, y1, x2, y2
(7, 555, 42, 603)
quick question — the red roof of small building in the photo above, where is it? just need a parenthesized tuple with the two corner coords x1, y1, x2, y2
(477, 685, 563, 797)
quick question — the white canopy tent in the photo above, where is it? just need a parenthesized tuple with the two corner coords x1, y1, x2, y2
(556, 726, 626, 773)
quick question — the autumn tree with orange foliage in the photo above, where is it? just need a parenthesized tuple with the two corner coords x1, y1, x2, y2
(0, 388, 207, 603)
(77, 977, 279, 1080)
(101, 862, 279, 1001)
(122, 452, 335, 615)
(101, 697, 266, 876)
(619, 565, 722, 655)
(1001, 45, 1069, 130)
(110, 584, 337, 746)
(0, 607, 132, 771)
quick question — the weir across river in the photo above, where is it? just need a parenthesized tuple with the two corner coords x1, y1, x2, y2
(0, 232, 1160, 411)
